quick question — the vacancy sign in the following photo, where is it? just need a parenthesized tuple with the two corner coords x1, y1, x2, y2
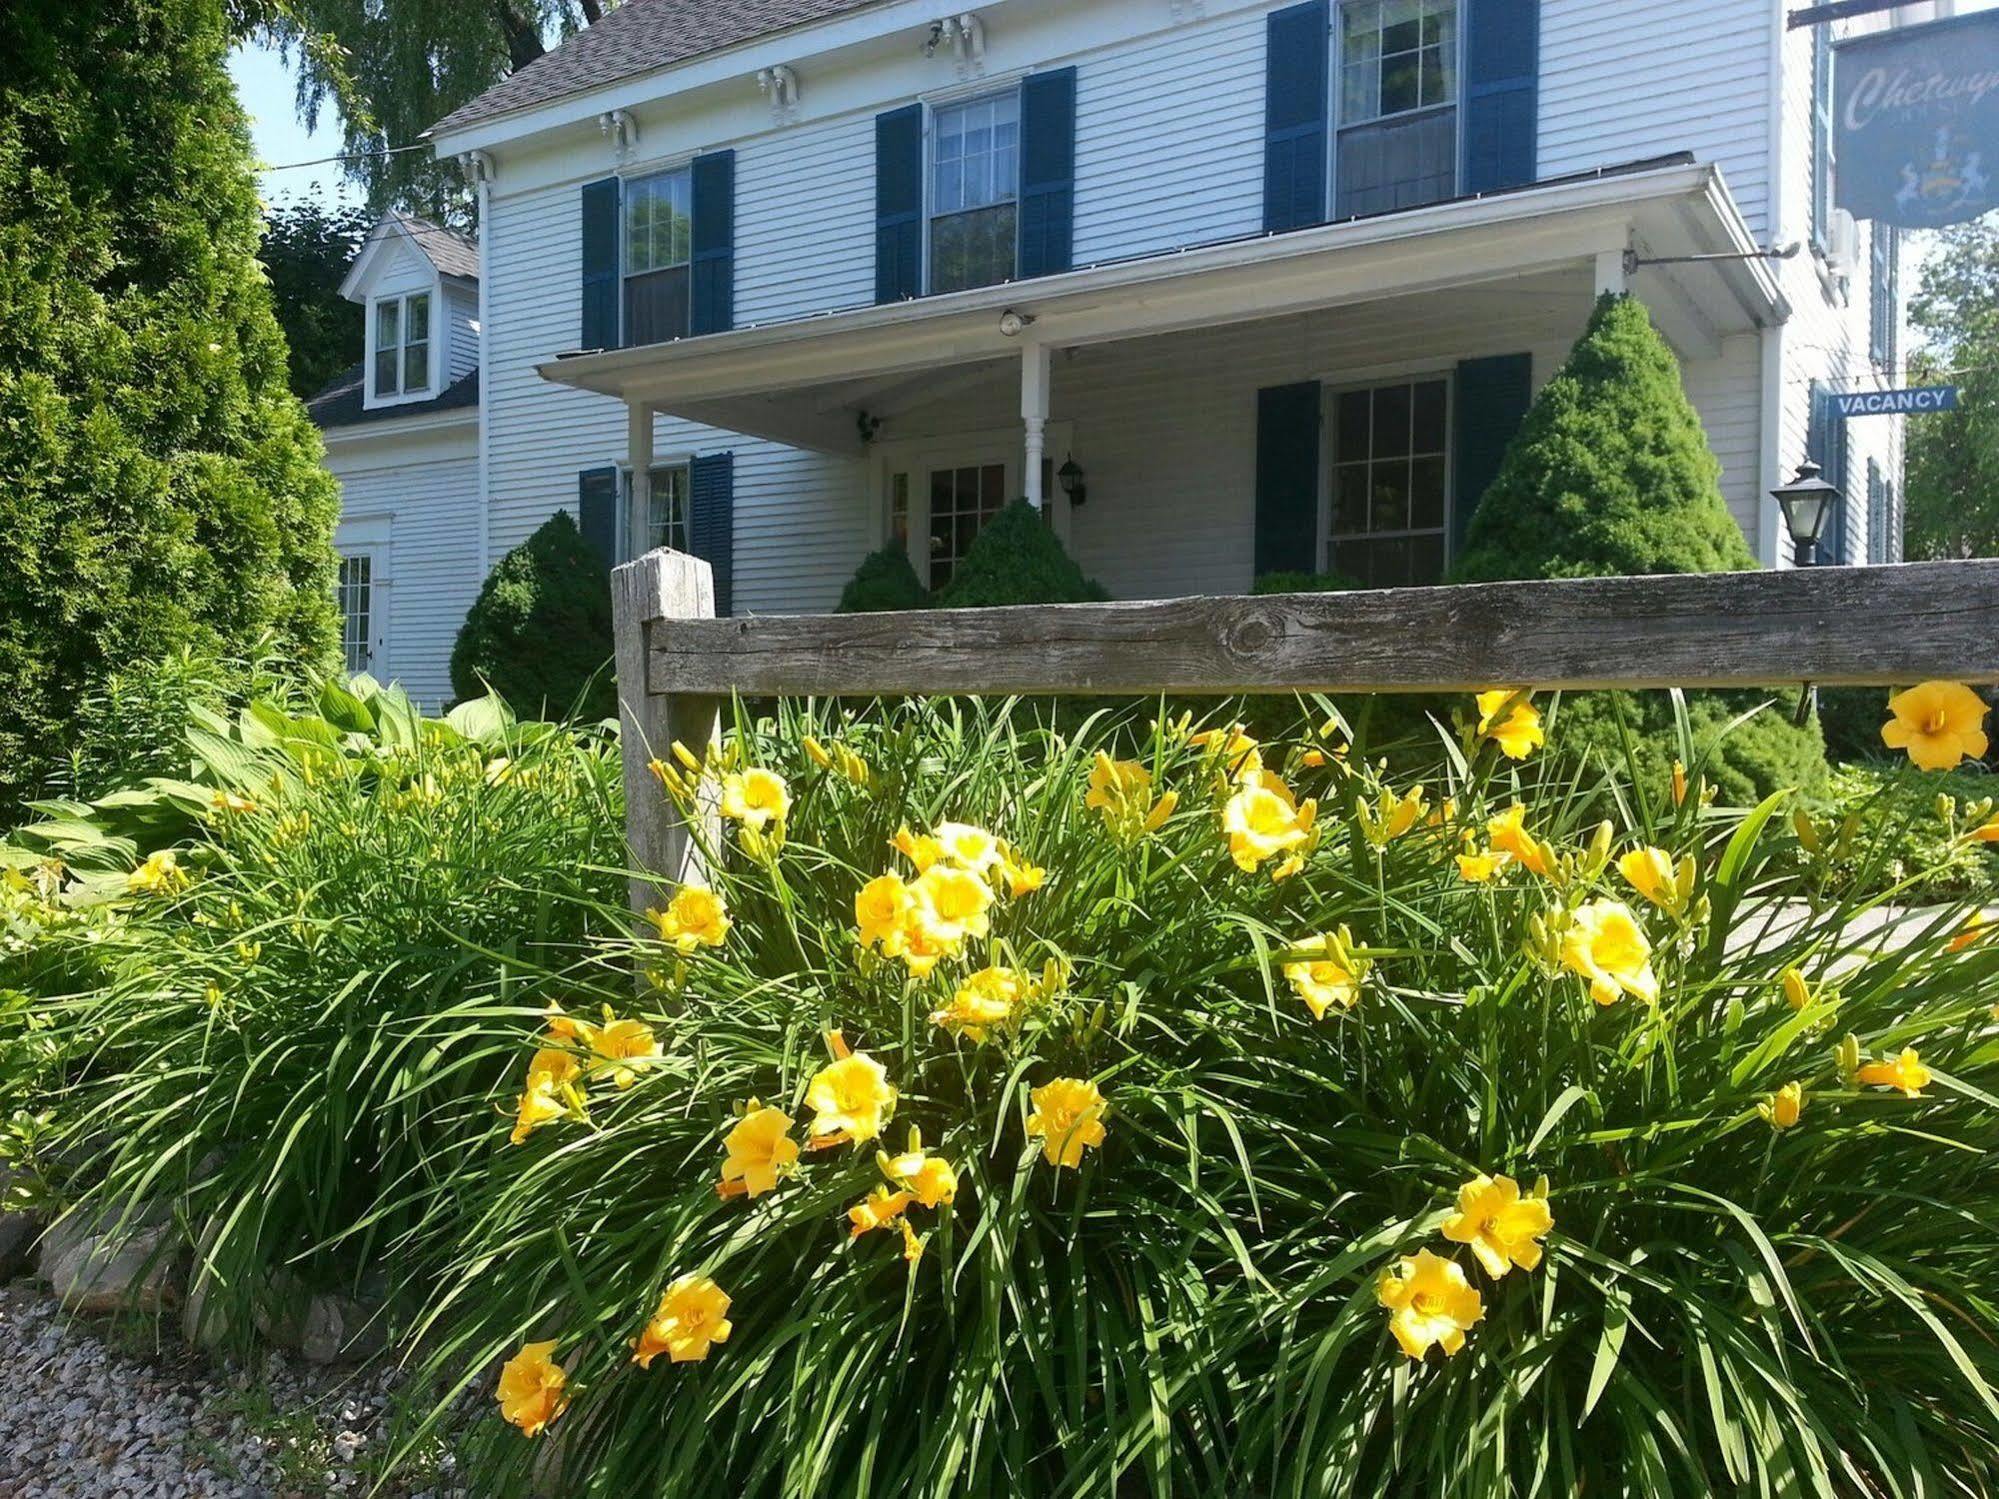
(1831, 384, 1960, 418)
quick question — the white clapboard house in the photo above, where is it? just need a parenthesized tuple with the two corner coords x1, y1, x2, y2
(310, 0, 1935, 706)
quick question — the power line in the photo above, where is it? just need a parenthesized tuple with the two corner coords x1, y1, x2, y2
(259, 140, 434, 171)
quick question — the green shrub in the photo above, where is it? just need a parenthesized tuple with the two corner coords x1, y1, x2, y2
(1448, 294, 1824, 801)
(836, 545, 929, 613)
(1803, 760, 1999, 900)
(932, 501, 1109, 607)
(451, 511, 616, 721)
(1251, 569, 1362, 594)
(6, 679, 625, 1351)
(0, 0, 341, 818)
(405, 695, 1999, 1495)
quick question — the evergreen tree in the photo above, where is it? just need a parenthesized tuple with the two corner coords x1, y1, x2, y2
(1449, 294, 1824, 801)
(451, 512, 615, 721)
(261, 200, 370, 399)
(932, 502, 1108, 608)
(837, 545, 930, 613)
(0, 0, 341, 815)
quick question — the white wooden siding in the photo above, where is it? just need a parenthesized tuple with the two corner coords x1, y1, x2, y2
(737, 113, 878, 326)
(445, 284, 480, 383)
(1680, 331, 1764, 545)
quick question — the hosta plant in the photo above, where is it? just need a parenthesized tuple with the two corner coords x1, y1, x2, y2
(410, 688, 1999, 1497)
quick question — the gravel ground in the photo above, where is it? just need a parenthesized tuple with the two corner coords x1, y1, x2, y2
(0, 1280, 470, 1498)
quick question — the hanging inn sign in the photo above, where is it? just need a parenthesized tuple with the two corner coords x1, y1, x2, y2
(1836, 10, 1999, 228)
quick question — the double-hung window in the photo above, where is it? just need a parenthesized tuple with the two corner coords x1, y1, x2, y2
(1327, 375, 1450, 588)
(337, 554, 374, 675)
(1336, 0, 1458, 218)
(620, 464, 690, 560)
(372, 292, 431, 398)
(930, 92, 1020, 294)
(625, 167, 694, 345)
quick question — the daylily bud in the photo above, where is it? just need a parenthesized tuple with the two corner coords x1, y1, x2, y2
(803, 736, 834, 770)
(1792, 809, 1821, 853)
(672, 740, 703, 773)
(1782, 967, 1811, 1011)
(1670, 760, 1688, 807)
(1724, 995, 1746, 1034)
(1835, 1033, 1862, 1082)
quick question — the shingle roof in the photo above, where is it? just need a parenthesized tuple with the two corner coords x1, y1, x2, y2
(429, 0, 884, 137)
(392, 211, 480, 281)
(307, 365, 480, 430)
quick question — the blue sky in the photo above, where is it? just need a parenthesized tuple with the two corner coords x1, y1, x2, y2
(229, 41, 360, 210)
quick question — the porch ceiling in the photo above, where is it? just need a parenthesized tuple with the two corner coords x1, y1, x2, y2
(540, 158, 1787, 457)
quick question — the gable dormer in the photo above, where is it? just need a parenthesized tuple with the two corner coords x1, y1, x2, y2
(339, 212, 481, 412)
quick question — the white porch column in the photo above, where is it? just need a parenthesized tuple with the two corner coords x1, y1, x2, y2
(627, 400, 654, 554)
(1594, 248, 1629, 298)
(1021, 341, 1052, 510)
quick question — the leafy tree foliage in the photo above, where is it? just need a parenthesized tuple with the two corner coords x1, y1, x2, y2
(1449, 294, 1824, 800)
(451, 511, 615, 721)
(261, 199, 369, 399)
(1904, 220, 1999, 560)
(931, 502, 1109, 608)
(0, 0, 341, 817)
(258, 1, 606, 219)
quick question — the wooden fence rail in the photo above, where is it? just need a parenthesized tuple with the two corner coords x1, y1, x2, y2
(612, 552, 1999, 904)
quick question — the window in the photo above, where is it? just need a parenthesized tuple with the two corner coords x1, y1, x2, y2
(930, 92, 1020, 294)
(625, 168, 693, 345)
(1811, 24, 1836, 254)
(372, 292, 431, 398)
(1870, 227, 1899, 370)
(926, 463, 1010, 587)
(1336, 0, 1458, 218)
(621, 464, 690, 559)
(1327, 376, 1450, 587)
(338, 554, 373, 674)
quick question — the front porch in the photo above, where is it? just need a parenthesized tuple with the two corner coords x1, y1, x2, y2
(545, 157, 1788, 604)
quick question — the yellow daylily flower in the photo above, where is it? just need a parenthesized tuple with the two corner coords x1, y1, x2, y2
(1189, 723, 1263, 779)
(509, 1047, 580, 1146)
(496, 1341, 568, 1436)
(996, 843, 1047, 897)
(806, 1052, 897, 1145)
(881, 1134, 959, 1208)
(649, 885, 731, 953)
(1377, 1249, 1485, 1361)
(910, 864, 993, 945)
(1441, 1174, 1553, 1279)
(934, 821, 1004, 874)
(1949, 912, 1992, 954)
(1027, 1077, 1107, 1168)
(1487, 805, 1555, 879)
(930, 965, 1024, 1041)
(1617, 846, 1694, 916)
(892, 824, 945, 873)
(127, 850, 189, 896)
(1086, 753, 1175, 841)
(1560, 900, 1659, 1006)
(590, 1014, 660, 1089)
(847, 1184, 914, 1237)
(1854, 1047, 1931, 1097)
(719, 1100, 799, 1199)
(210, 789, 258, 815)
(1283, 928, 1369, 1020)
(632, 1275, 732, 1367)
(1357, 784, 1428, 848)
(1456, 848, 1508, 883)
(1225, 769, 1318, 872)
(1474, 691, 1544, 760)
(1759, 1081, 1804, 1130)
(720, 767, 790, 828)
(1881, 681, 1990, 771)
(855, 873, 915, 954)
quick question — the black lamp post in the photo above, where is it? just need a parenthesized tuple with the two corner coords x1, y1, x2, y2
(1771, 460, 1839, 567)
(1057, 455, 1087, 506)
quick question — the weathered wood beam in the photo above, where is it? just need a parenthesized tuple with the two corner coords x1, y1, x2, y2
(646, 560, 1999, 698)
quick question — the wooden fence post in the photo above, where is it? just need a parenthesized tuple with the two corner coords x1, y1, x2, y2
(612, 548, 720, 917)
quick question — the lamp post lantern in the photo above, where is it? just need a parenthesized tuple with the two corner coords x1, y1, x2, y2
(1771, 460, 1840, 567)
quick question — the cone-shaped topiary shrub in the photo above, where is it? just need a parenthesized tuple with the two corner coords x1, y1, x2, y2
(1449, 294, 1824, 802)
(932, 501, 1109, 607)
(1252, 569, 1362, 595)
(0, 0, 341, 817)
(836, 544, 930, 613)
(451, 511, 615, 721)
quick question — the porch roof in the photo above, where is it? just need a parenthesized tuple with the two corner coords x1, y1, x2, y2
(539, 156, 1787, 456)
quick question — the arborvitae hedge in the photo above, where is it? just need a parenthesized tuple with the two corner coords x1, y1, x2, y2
(1448, 294, 1825, 802)
(0, 0, 341, 816)
(836, 545, 930, 613)
(932, 501, 1108, 608)
(451, 511, 616, 721)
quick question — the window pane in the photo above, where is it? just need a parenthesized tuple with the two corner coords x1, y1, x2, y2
(1332, 463, 1370, 533)
(403, 339, 427, 391)
(405, 293, 430, 342)
(934, 156, 965, 215)
(375, 299, 399, 348)
(624, 265, 691, 344)
(1412, 380, 1448, 449)
(1372, 383, 1412, 458)
(649, 466, 687, 552)
(1409, 456, 1446, 530)
(1335, 391, 1372, 460)
(627, 171, 691, 273)
(339, 555, 372, 675)
(930, 204, 1017, 293)
(1341, 62, 1379, 123)
(374, 348, 399, 396)
(1327, 377, 1450, 581)
(1380, 54, 1421, 114)
(1369, 462, 1411, 532)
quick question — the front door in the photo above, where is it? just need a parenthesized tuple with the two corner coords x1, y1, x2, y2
(337, 547, 387, 678)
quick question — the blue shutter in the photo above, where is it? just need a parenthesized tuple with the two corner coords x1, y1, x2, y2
(689, 452, 735, 615)
(577, 467, 619, 573)
(1807, 383, 1851, 563)
(1451, 353, 1533, 553)
(1018, 68, 1078, 279)
(876, 105, 925, 303)
(1263, 1, 1329, 233)
(690, 150, 736, 336)
(580, 177, 622, 350)
(1254, 382, 1323, 578)
(1462, 0, 1539, 194)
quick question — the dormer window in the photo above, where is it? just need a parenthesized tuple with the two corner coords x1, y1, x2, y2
(373, 291, 432, 398)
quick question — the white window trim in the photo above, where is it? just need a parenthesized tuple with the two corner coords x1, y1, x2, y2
(1317, 371, 1455, 583)
(921, 74, 1028, 297)
(1327, 0, 1466, 219)
(365, 288, 438, 408)
(871, 420, 1073, 588)
(617, 454, 695, 563)
(619, 159, 698, 347)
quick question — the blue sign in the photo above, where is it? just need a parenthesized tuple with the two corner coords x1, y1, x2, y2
(1836, 12, 1999, 227)
(1831, 384, 1960, 418)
